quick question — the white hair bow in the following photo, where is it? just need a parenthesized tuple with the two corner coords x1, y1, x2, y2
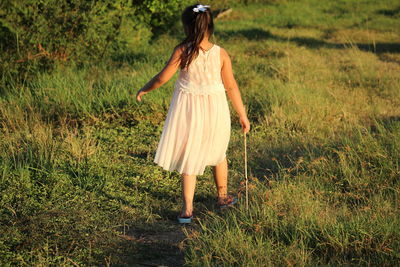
(193, 4, 210, 13)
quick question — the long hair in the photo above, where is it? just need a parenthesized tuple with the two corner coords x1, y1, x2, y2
(178, 4, 214, 70)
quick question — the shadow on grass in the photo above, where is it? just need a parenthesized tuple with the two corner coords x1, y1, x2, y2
(370, 116, 400, 133)
(115, 223, 186, 266)
(376, 6, 400, 17)
(216, 28, 400, 54)
(217, 28, 273, 40)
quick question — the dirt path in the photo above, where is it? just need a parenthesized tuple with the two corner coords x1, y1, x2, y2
(119, 221, 198, 267)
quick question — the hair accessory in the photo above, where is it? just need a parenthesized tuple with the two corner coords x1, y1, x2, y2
(193, 4, 210, 13)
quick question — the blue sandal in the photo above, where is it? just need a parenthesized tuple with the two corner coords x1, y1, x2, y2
(177, 214, 193, 224)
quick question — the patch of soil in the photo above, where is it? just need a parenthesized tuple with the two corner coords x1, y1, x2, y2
(119, 222, 198, 267)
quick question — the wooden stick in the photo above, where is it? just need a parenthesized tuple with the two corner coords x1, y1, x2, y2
(244, 131, 248, 211)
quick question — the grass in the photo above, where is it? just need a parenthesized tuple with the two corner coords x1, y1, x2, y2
(1, 0, 399, 265)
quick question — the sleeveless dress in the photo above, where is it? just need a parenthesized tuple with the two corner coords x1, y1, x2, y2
(153, 44, 231, 176)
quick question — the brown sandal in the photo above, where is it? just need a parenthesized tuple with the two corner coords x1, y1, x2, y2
(217, 195, 238, 208)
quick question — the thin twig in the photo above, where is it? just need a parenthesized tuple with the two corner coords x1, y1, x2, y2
(244, 131, 248, 211)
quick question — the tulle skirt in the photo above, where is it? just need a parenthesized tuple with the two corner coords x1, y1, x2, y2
(154, 86, 231, 176)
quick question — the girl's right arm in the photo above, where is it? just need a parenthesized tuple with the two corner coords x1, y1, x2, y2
(220, 48, 250, 133)
(136, 45, 183, 101)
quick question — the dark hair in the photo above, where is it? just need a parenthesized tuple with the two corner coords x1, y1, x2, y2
(178, 4, 214, 70)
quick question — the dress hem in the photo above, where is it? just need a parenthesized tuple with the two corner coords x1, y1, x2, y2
(153, 154, 227, 176)
(153, 161, 205, 176)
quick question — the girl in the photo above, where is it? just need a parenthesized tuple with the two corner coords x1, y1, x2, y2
(136, 4, 250, 223)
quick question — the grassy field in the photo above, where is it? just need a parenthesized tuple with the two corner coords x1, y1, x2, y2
(1, 0, 399, 266)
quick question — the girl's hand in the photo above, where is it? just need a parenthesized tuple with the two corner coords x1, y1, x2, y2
(239, 115, 250, 134)
(136, 89, 147, 102)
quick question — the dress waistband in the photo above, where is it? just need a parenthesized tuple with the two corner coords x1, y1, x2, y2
(175, 80, 226, 95)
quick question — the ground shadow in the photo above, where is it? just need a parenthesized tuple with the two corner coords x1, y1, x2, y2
(216, 28, 400, 54)
(217, 28, 272, 41)
(370, 116, 400, 133)
(114, 220, 187, 266)
(376, 6, 400, 17)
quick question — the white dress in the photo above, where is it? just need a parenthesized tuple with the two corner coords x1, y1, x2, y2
(154, 44, 231, 175)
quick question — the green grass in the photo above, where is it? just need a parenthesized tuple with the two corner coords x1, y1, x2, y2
(1, 0, 400, 265)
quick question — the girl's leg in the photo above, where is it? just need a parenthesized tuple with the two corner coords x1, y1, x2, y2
(212, 157, 228, 200)
(181, 174, 197, 217)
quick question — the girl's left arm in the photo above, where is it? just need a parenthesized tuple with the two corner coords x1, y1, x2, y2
(136, 46, 182, 101)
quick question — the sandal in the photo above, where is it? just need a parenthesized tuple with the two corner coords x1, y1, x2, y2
(177, 213, 193, 224)
(217, 195, 238, 208)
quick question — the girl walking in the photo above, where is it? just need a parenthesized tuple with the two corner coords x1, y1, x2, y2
(136, 4, 250, 223)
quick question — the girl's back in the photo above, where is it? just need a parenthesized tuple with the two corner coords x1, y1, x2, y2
(175, 44, 225, 95)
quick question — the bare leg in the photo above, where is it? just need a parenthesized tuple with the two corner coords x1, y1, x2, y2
(212, 157, 228, 201)
(181, 174, 196, 217)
